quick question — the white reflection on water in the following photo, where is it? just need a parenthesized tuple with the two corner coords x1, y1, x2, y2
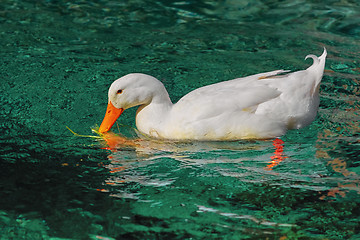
(197, 205, 295, 228)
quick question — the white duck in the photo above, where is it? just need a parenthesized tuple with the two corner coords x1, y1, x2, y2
(99, 49, 327, 141)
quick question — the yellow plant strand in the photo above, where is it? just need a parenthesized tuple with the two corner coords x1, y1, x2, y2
(66, 126, 102, 139)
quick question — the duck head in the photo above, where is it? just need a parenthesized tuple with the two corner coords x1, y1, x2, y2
(98, 73, 165, 133)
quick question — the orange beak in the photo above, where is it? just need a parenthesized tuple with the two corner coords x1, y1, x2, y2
(98, 102, 124, 133)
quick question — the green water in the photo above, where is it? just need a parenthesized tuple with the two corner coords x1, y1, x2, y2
(1, 0, 359, 239)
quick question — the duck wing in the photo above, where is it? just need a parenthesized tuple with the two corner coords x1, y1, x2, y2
(173, 69, 289, 120)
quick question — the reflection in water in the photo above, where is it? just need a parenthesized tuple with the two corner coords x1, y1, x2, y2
(100, 132, 140, 150)
(99, 130, 360, 202)
(265, 138, 287, 171)
(98, 134, 290, 195)
(96, 134, 302, 234)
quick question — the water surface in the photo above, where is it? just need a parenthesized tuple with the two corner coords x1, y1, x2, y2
(1, 0, 359, 239)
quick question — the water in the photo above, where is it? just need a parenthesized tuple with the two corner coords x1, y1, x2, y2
(1, 0, 359, 239)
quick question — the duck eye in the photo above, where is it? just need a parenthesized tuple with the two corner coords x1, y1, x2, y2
(117, 89, 123, 94)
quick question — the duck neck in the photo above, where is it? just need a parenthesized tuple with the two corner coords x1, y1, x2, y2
(135, 87, 173, 137)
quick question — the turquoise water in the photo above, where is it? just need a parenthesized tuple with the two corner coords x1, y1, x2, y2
(1, 0, 359, 239)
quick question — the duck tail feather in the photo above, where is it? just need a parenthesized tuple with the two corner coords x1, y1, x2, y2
(307, 47, 327, 95)
(319, 47, 327, 60)
(304, 54, 319, 64)
(305, 47, 327, 70)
